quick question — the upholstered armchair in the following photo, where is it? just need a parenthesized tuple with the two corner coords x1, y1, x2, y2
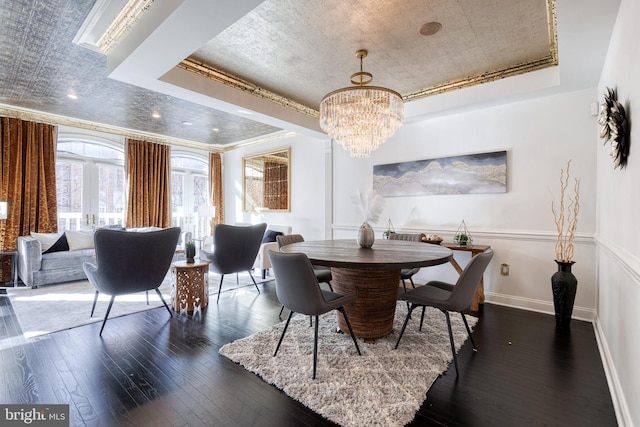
(82, 227, 181, 335)
(201, 223, 267, 303)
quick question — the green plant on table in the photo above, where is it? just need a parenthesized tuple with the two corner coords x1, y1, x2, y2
(454, 233, 470, 247)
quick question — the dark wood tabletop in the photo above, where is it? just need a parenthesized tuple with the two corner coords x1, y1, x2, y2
(279, 239, 453, 270)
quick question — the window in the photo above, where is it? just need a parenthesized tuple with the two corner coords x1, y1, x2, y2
(171, 154, 209, 238)
(56, 140, 125, 231)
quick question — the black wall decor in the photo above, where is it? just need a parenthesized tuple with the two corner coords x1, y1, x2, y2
(598, 87, 630, 169)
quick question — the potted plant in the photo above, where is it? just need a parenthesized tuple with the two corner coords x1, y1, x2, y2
(551, 160, 580, 329)
(382, 218, 395, 239)
(453, 220, 473, 247)
(453, 233, 471, 247)
(185, 241, 196, 264)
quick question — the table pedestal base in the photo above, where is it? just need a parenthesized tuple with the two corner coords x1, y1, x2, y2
(331, 267, 401, 339)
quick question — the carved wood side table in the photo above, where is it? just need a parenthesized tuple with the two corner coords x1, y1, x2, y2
(170, 259, 210, 316)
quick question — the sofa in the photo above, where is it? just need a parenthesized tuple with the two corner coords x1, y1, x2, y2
(17, 227, 170, 288)
(17, 230, 97, 288)
(253, 225, 292, 278)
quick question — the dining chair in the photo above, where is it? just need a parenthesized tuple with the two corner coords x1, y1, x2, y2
(394, 249, 494, 378)
(276, 234, 333, 318)
(389, 233, 426, 292)
(268, 250, 361, 379)
(82, 227, 180, 336)
(200, 223, 267, 303)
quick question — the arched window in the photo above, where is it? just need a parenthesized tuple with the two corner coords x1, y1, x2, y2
(171, 153, 209, 238)
(56, 139, 125, 231)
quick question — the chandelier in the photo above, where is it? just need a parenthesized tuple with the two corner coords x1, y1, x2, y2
(319, 50, 404, 159)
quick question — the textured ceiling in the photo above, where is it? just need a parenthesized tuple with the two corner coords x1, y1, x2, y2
(0, 0, 569, 150)
(192, 0, 553, 109)
(0, 0, 281, 148)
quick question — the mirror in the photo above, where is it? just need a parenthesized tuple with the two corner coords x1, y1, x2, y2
(243, 148, 290, 212)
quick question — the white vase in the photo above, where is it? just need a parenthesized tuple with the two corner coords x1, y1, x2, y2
(357, 222, 375, 248)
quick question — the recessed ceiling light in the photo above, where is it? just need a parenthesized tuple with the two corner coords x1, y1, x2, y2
(152, 112, 161, 118)
(181, 121, 193, 126)
(419, 21, 442, 36)
(212, 128, 219, 132)
(67, 93, 78, 100)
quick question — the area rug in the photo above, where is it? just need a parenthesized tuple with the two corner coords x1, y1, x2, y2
(219, 303, 477, 427)
(5, 272, 272, 338)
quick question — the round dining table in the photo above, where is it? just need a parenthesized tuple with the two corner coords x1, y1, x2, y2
(280, 239, 453, 339)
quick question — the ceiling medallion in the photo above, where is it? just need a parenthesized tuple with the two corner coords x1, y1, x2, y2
(319, 50, 404, 159)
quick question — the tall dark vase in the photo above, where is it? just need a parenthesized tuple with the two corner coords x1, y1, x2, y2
(551, 261, 577, 329)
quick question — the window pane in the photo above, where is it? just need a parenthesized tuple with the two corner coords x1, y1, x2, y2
(171, 156, 207, 172)
(172, 173, 185, 211)
(98, 165, 124, 227)
(193, 175, 208, 212)
(57, 141, 123, 160)
(171, 173, 185, 228)
(56, 161, 83, 231)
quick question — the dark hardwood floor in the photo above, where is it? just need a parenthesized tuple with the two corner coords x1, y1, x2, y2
(0, 281, 617, 426)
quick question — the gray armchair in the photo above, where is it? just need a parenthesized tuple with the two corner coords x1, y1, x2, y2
(276, 233, 333, 318)
(82, 227, 181, 335)
(201, 223, 267, 303)
(394, 249, 494, 377)
(389, 233, 426, 292)
(269, 250, 361, 379)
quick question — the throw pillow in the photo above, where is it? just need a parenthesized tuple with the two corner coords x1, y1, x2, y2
(43, 233, 70, 253)
(30, 232, 62, 253)
(65, 230, 95, 251)
(262, 229, 283, 244)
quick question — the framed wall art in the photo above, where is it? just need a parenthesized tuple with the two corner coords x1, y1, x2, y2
(373, 150, 507, 197)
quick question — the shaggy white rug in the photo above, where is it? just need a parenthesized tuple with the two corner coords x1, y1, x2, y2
(219, 303, 478, 427)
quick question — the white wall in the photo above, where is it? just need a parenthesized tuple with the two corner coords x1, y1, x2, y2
(332, 88, 599, 320)
(596, 0, 639, 424)
(224, 133, 330, 240)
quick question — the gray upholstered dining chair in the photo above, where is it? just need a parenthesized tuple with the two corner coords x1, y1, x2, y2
(276, 234, 333, 318)
(389, 233, 426, 292)
(200, 223, 267, 303)
(394, 249, 494, 377)
(268, 250, 361, 379)
(83, 227, 180, 336)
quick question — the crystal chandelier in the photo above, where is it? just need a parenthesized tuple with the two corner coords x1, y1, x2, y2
(320, 50, 404, 159)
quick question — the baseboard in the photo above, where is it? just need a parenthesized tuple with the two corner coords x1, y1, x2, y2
(593, 314, 631, 427)
(484, 292, 594, 322)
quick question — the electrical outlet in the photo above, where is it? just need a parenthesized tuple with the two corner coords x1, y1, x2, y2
(500, 263, 510, 276)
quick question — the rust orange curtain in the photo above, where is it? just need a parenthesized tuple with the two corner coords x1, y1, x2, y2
(209, 152, 224, 226)
(0, 117, 58, 281)
(0, 117, 58, 252)
(126, 139, 171, 228)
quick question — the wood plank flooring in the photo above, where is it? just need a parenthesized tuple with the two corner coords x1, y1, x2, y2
(0, 281, 617, 426)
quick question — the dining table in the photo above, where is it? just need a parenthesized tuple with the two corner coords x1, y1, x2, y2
(279, 239, 453, 339)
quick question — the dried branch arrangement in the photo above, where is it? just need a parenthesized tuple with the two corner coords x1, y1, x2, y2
(353, 188, 385, 224)
(551, 161, 580, 262)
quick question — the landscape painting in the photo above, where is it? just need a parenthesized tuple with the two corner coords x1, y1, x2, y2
(373, 150, 507, 196)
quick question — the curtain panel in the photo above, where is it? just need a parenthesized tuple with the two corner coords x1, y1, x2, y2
(0, 117, 58, 252)
(126, 139, 171, 228)
(0, 117, 58, 282)
(210, 152, 224, 226)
